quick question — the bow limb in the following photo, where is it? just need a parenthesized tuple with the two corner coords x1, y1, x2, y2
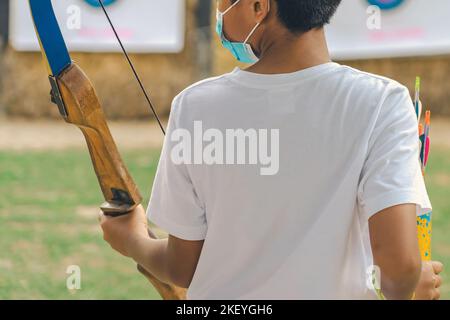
(28, 0, 186, 300)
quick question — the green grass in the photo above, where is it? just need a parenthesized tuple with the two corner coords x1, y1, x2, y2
(0, 147, 449, 299)
(0, 149, 161, 299)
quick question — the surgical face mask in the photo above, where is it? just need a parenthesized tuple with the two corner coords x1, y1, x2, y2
(215, 0, 269, 64)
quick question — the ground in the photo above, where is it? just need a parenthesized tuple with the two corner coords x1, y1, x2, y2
(0, 118, 449, 299)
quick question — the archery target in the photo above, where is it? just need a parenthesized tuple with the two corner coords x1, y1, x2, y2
(10, 0, 185, 53)
(326, 0, 450, 59)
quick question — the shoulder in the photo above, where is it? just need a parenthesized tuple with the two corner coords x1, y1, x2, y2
(172, 73, 232, 108)
(331, 64, 413, 121)
(168, 71, 239, 126)
(167, 72, 235, 126)
(335, 64, 409, 96)
(339, 67, 417, 135)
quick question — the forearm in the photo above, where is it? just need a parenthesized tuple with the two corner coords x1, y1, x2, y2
(128, 236, 172, 285)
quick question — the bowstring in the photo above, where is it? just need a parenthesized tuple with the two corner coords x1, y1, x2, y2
(98, 0, 166, 136)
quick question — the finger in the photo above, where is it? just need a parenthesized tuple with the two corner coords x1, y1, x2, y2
(432, 288, 441, 300)
(432, 261, 444, 274)
(435, 275, 442, 288)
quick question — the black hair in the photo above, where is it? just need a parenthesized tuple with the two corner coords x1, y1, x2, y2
(231, 0, 342, 34)
(276, 0, 342, 34)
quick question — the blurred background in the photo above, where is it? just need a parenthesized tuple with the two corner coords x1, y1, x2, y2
(0, 0, 449, 299)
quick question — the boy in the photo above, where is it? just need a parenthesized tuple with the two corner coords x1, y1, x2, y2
(100, 0, 443, 299)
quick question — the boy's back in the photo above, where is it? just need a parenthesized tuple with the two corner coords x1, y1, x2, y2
(148, 62, 431, 299)
(101, 0, 442, 300)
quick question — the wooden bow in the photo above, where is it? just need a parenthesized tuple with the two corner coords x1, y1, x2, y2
(28, 0, 186, 300)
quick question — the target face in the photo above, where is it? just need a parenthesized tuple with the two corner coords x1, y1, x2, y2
(326, 0, 450, 59)
(367, 0, 404, 10)
(11, 0, 185, 53)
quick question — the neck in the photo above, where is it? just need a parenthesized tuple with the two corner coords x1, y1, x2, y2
(246, 28, 331, 74)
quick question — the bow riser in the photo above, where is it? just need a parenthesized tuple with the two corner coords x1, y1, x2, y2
(57, 63, 142, 214)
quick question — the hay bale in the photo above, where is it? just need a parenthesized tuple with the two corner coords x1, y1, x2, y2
(0, 0, 199, 119)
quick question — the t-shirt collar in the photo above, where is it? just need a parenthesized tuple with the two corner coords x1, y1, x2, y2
(227, 62, 340, 88)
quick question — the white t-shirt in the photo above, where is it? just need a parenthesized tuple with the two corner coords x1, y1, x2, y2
(147, 62, 432, 300)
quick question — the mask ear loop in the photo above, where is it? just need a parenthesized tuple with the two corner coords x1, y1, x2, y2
(243, 0, 271, 44)
(221, 0, 242, 15)
(243, 22, 261, 44)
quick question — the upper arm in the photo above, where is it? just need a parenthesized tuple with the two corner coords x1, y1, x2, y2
(369, 203, 420, 267)
(352, 82, 434, 298)
(147, 95, 208, 241)
(358, 85, 427, 296)
(368, 203, 422, 299)
(167, 235, 204, 288)
(146, 95, 207, 287)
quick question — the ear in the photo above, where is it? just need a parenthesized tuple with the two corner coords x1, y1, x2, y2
(253, 0, 271, 22)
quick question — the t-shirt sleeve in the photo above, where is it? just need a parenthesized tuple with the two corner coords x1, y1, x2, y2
(357, 84, 432, 221)
(146, 95, 207, 240)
